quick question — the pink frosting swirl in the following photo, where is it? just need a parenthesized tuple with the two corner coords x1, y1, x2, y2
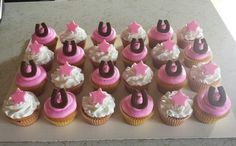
(91, 28, 116, 43)
(122, 43, 148, 62)
(32, 27, 57, 44)
(184, 45, 212, 60)
(148, 26, 174, 41)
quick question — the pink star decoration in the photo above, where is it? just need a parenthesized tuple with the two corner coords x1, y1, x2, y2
(203, 62, 218, 75)
(134, 61, 147, 76)
(171, 90, 189, 106)
(59, 62, 73, 76)
(66, 20, 78, 32)
(128, 21, 141, 33)
(90, 88, 106, 104)
(187, 20, 199, 32)
(30, 41, 42, 54)
(98, 40, 110, 53)
(11, 88, 25, 104)
(163, 40, 175, 52)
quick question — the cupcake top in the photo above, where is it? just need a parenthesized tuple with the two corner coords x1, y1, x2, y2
(16, 60, 47, 87)
(189, 61, 221, 84)
(91, 21, 116, 43)
(56, 40, 85, 65)
(159, 90, 193, 118)
(122, 38, 148, 62)
(60, 21, 87, 43)
(196, 86, 231, 116)
(148, 19, 174, 41)
(122, 61, 153, 86)
(120, 89, 154, 118)
(2, 88, 40, 119)
(157, 60, 186, 85)
(91, 60, 120, 85)
(88, 40, 118, 63)
(32, 22, 57, 44)
(82, 88, 115, 118)
(51, 62, 84, 88)
(24, 41, 54, 65)
(152, 39, 180, 61)
(44, 89, 77, 118)
(121, 21, 146, 42)
(181, 20, 204, 41)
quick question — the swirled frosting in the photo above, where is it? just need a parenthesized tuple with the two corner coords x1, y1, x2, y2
(60, 26, 87, 43)
(91, 27, 116, 43)
(122, 27, 146, 42)
(152, 43, 180, 61)
(182, 25, 204, 41)
(32, 27, 57, 44)
(122, 43, 148, 62)
(184, 45, 212, 60)
(148, 26, 174, 41)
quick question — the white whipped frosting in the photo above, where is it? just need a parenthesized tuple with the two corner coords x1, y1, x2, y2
(122, 27, 147, 41)
(51, 66, 84, 88)
(60, 26, 87, 43)
(152, 43, 180, 61)
(160, 91, 193, 118)
(190, 63, 221, 84)
(3, 91, 40, 119)
(122, 63, 153, 86)
(183, 26, 204, 41)
(88, 44, 118, 62)
(82, 91, 115, 118)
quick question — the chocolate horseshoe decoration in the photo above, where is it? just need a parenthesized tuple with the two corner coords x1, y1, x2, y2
(130, 38, 144, 54)
(193, 38, 208, 54)
(20, 60, 37, 78)
(63, 40, 77, 56)
(98, 21, 112, 37)
(165, 60, 182, 77)
(157, 19, 170, 33)
(99, 60, 115, 78)
(35, 22, 48, 37)
(50, 88, 68, 109)
(131, 89, 148, 109)
(208, 86, 226, 107)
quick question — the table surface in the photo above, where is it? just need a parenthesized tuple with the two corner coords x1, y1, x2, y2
(0, 0, 236, 143)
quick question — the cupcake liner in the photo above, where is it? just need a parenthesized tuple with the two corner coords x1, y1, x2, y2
(176, 31, 193, 49)
(67, 81, 84, 95)
(91, 37, 116, 46)
(91, 77, 120, 93)
(45, 37, 58, 52)
(122, 54, 148, 67)
(158, 111, 190, 126)
(123, 79, 150, 93)
(72, 55, 86, 69)
(42, 59, 53, 72)
(151, 58, 168, 69)
(121, 36, 130, 48)
(148, 35, 158, 49)
(183, 52, 212, 68)
(77, 40, 86, 48)
(44, 111, 77, 126)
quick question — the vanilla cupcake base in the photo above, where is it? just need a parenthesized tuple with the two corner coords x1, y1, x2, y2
(188, 76, 220, 92)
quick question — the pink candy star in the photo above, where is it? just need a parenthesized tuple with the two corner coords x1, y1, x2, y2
(11, 88, 25, 104)
(134, 61, 147, 76)
(59, 62, 73, 76)
(30, 41, 42, 54)
(203, 62, 218, 75)
(171, 90, 189, 106)
(163, 40, 175, 52)
(187, 20, 199, 32)
(90, 88, 106, 104)
(128, 21, 141, 33)
(98, 40, 110, 53)
(66, 21, 78, 32)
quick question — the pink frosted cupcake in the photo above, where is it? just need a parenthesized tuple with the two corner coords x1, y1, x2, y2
(32, 22, 58, 52)
(184, 38, 213, 68)
(194, 86, 231, 124)
(56, 40, 85, 68)
(120, 89, 154, 125)
(91, 21, 117, 45)
(120, 21, 147, 47)
(148, 19, 174, 48)
(188, 61, 221, 92)
(91, 60, 120, 92)
(156, 60, 187, 94)
(177, 20, 204, 49)
(151, 39, 180, 69)
(59, 20, 87, 48)
(16, 60, 47, 96)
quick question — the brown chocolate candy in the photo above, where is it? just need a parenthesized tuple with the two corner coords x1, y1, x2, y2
(99, 60, 115, 78)
(63, 40, 77, 56)
(20, 60, 37, 78)
(130, 38, 144, 54)
(98, 21, 112, 37)
(165, 60, 182, 77)
(193, 38, 208, 54)
(35, 22, 48, 37)
(50, 88, 68, 109)
(156, 19, 170, 33)
(208, 86, 226, 107)
(131, 89, 148, 109)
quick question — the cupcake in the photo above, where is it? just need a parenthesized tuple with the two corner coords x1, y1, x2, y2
(194, 86, 231, 124)
(91, 21, 117, 45)
(56, 40, 85, 68)
(59, 20, 87, 48)
(151, 39, 180, 69)
(51, 62, 84, 95)
(177, 20, 204, 49)
(2, 88, 40, 126)
(122, 61, 153, 92)
(188, 61, 221, 92)
(16, 60, 47, 96)
(43, 88, 77, 126)
(32, 22, 58, 52)
(184, 38, 213, 68)
(81, 88, 115, 125)
(24, 40, 54, 72)
(156, 60, 187, 94)
(148, 19, 174, 48)
(158, 90, 193, 126)
(88, 39, 118, 68)
(120, 21, 147, 47)
(122, 38, 148, 66)
(91, 60, 120, 92)
(120, 89, 154, 125)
